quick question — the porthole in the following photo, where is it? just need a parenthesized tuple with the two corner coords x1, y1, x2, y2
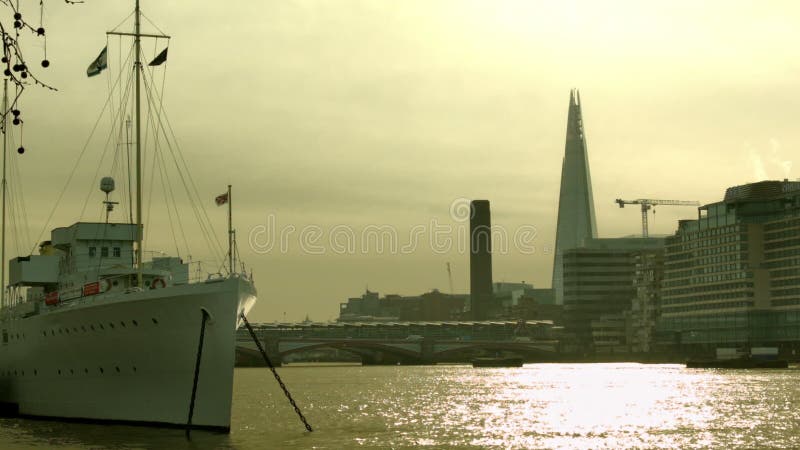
(84, 368, 89, 374)
(51, 330, 55, 336)
(132, 320, 138, 326)
(21, 370, 24, 376)
(42, 331, 46, 337)
(99, 324, 104, 330)
(65, 329, 70, 335)
(120, 321, 126, 328)
(33, 369, 37, 376)
(58, 369, 61, 375)
(90, 325, 95, 331)
(58, 329, 63, 334)
(115, 366, 120, 373)
(152, 318, 158, 325)
(109, 323, 115, 329)
(70, 369, 74, 375)
(133, 366, 137, 372)
(99, 367, 104, 374)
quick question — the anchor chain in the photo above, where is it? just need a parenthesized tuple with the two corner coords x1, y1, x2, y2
(240, 312, 313, 432)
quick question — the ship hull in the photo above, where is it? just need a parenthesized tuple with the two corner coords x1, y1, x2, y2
(0, 276, 256, 431)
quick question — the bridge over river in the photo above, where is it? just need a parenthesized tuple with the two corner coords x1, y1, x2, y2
(236, 320, 559, 365)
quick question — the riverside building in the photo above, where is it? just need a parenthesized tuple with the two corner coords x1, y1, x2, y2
(561, 237, 664, 352)
(658, 180, 800, 355)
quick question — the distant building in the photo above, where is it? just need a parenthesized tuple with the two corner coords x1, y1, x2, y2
(338, 290, 396, 322)
(561, 237, 665, 352)
(552, 89, 598, 305)
(513, 294, 563, 324)
(625, 250, 664, 353)
(657, 180, 800, 355)
(338, 290, 468, 322)
(470, 200, 493, 320)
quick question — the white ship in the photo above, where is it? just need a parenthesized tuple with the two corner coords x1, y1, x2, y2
(0, 1, 256, 432)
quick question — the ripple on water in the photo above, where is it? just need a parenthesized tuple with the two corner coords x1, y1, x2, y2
(2, 364, 800, 449)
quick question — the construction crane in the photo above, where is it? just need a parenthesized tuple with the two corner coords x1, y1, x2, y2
(615, 198, 700, 237)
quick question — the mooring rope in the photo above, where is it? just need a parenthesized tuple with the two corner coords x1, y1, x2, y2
(185, 308, 209, 440)
(240, 312, 313, 432)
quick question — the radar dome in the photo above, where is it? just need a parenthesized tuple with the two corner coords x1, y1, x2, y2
(100, 177, 115, 194)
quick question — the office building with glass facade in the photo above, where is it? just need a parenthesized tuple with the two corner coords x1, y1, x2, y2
(658, 180, 800, 354)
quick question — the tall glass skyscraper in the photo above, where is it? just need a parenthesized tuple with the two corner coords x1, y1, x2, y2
(552, 89, 598, 305)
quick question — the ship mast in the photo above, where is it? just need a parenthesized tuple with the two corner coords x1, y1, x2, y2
(134, 0, 142, 288)
(107, 1, 169, 288)
(133, 0, 143, 289)
(1, 79, 6, 308)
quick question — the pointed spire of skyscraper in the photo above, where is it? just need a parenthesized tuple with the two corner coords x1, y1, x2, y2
(552, 89, 598, 305)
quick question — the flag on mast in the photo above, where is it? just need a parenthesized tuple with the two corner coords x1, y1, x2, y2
(86, 46, 108, 77)
(148, 48, 168, 66)
(215, 192, 229, 206)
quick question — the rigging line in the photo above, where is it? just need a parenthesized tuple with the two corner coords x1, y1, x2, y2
(160, 110, 227, 261)
(142, 137, 158, 253)
(79, 55, 136, 221)
(108, 9, 135, 34)
(7, 139, 23, 257)
(140, 11, 169, 37)
(8, 125, 31, 251)
(140, 68, 218, 264)
(139, 49, 155, 187)
(110, 123, 130, 225)
(30, 44, 136, 254)
(136, 61, 218, 265)
(105, 35, 117, 148)
(153, 116, 188, 259)
(149, 43, 190, 259)
(139, 69, 224, 264)
(139, 57, 226, 261)
(7, 159, 19, 256)
(10, 144, 30, 252)
(140, 52, 171, 255)
(155, 147, 180, 257)
(140, 59, 169, 255)
(125, 116, 133, 224)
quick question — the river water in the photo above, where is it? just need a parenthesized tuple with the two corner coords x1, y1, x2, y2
(1, 363, 799, 449)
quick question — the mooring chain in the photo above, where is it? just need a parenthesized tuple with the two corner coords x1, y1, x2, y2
(240, 312, 314, 432)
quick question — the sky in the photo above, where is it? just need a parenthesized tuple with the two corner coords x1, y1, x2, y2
(7, 0, 799, 322)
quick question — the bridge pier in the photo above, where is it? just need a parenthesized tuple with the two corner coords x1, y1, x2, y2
(235, 338, 283, 367)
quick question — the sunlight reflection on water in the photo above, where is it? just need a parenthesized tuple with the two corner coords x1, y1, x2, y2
(2, 363, 800, 449)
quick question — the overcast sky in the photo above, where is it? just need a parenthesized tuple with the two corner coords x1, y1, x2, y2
(10, 0, 799, 321)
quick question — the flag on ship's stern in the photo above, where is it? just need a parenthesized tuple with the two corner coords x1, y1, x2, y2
(87, 46, 108, 77)
(215, 192, 229, 206)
